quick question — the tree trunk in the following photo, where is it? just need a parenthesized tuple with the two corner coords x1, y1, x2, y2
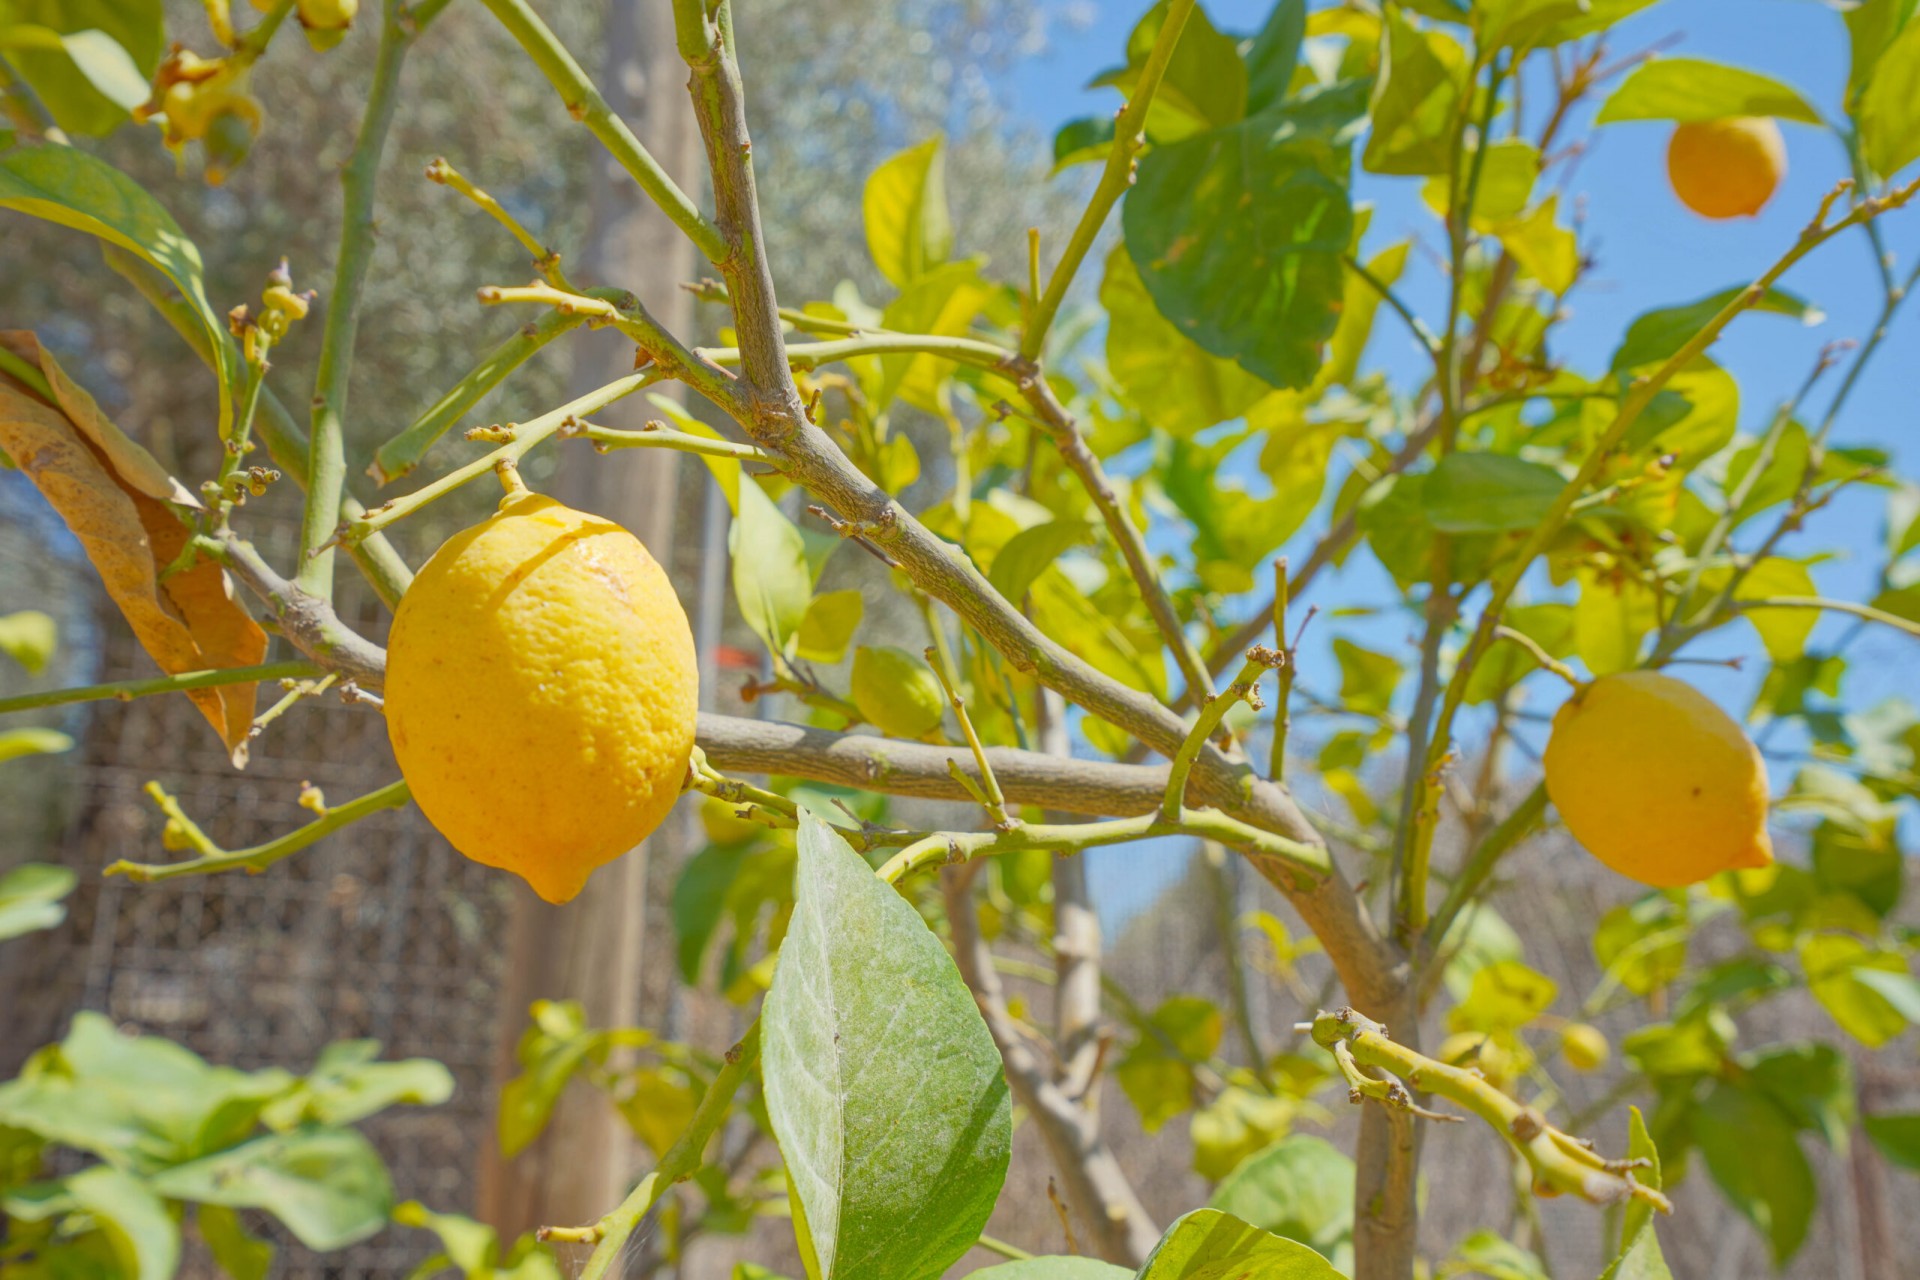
(475, 0, 702, 1242)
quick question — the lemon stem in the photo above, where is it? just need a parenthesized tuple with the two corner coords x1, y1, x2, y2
(1492, 626, 1585, 692)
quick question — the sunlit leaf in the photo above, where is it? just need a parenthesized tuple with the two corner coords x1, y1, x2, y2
(1596, 57, 1821, 124)
(1364, 8, 1468, 175)
(66, 1165, 179, 1280)
(1208, 1135, 1353, 1259)
(1137, 1208, 1343, 1279)
(1858, 15, 1920, 179)
(1101, 245, 1271, 436)
(1609, 287, 1819, 373)
(794, 590, 864, 665)
(863, 137, 952, 288)
(150, 1127, 394, 1251)
(1423, 452, 1565, 533)
(0, 1, 162, 136)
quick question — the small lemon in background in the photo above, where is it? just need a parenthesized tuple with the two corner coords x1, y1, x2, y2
(1667, 117, 1786, 219)
(384, 488, 697, 903)
(1544, 670, 1773, 887)
(850, 645, 947, 739)
(1558, 1023, 1610, 1072)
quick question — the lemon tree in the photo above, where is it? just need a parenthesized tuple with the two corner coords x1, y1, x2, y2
(4, 2, 1920, 1280)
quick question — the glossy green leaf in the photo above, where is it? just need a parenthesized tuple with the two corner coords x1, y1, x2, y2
(1599, 1220, 1675, 1280)
(1473, 0, 1592, 52)
(1421, 140, 1542, 225)
(1799, 932, 1914, 1047)
(1207, 1135, 1353, 1258)
(731, 477, 812, 658)
(1101, 245, 1271, 436)
(1124, 84, 1362, 389)
(1843, 0, 1919, 104)
(1595, 58, 1821, 124)
(1864, 1112, 1920, 1170)
(1609, 286, 1818, 373)
(794, 590, 864, 665)
(1136, 1208, 1344, 1279)
(1422, 452, 1565, 533)
(0, 145, 237, 435)
(0, 861, 77, 940)
(1364, 8, 1468, 175)
(0, 1, 162, 136)
(1332, 637, 1400, 718)
(863, 137, 952, 287)
(1859, 16, 1920, 178)
(763, 818, 1010, 1280)
(67, 1165, 179, 1280)
(150, 1127, 394, 1251)
(1052, 114, 1117, 172)
(197, 1204, 274, 1280)
(0, 608, 56, 674)
(989, 520, 1093, 604)
(1694, 1082, 1814, 1265)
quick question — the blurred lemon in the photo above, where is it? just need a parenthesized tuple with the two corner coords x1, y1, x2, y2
(385, 490, 697, 903)
(850, 645, 946, 739)
(1544, 671, 1772, 887)
(1667, 117, 1786, 219)
(1558, 1022, 1609, 1072)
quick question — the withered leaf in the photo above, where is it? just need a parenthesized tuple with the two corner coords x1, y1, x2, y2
(0, 332, 265, 759)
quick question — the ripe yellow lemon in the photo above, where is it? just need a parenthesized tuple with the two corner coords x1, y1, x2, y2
(384, 491, 697, 903)
(1666, 117, 1786, 219)
(1543, 671, 1773, 887)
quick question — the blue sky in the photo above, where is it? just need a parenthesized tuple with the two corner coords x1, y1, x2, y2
(987, 0, 1919, 924)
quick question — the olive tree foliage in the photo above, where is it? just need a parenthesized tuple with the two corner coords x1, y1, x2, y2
(2, 2, 1920, 1280)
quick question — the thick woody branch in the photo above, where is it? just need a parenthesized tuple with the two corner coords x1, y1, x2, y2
(944, 863, 1158, 1265)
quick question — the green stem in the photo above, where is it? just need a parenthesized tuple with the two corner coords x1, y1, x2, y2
(572, 424, 776, 465)
(1727, 594, 1920, 639)
(478, 0, 727, 264)
(974, 1235, 1033, 1262)
(575, 1024, 761, 1280)
(299, 0, 413, 599)
(108, 779, 411, 882)
(1019, 0, 1197, 359)
(0, 661, 319, 717)
(1163, 654, 1275, 822)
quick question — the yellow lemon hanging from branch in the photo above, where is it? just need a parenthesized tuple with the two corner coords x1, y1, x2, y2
(1666, 117, 1786, 220)
(384, 469, 697, 903)
(1543, 670, 1773, 887)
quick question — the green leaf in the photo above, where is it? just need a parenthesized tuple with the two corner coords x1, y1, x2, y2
(0, 608, 57, 674)
(1859, 16, 1920, 178)
(762, 818, 1010, 1280)
(0, 1, 162, 136)
(0, 1012, 292, 1169)
(1599, 1220, 1675, 1280)
(1463, 602, 1572, 704)
(150, 1127, 395, 1251)
(1496, 195, 1579, 294)
(261, 1040, 454, 1130)
(970, 1263, 1131, 1280)
(1447, 960, 1558, 1034)
(496, 1001, 600, 1158)
(1694, 1082, 1815, 1265)
(1593, 898, 1688, 998)
(1445, 1229, 1549, 1280)
(1137, 1208, 1344, 1279)
(66, 1165, 179, 1280)
(794, 590, 864, 665)
(989, 521, 1093, 604)
(1364, 9, 1468, 175)
(1595, 58, 1822, 124)
(0, 726, 73, 764)
(731, 478, 812, 658)
(1052, 115, 1117, 173)
(1101, 244, 1271, 436)
(1421, 140, 1542, 225)
(1610, 286, 1819, 373)
(1573, 568, 1658, 676)
(1245, 0, 1307, 115)
(1844, 0, 1919, 105)
(1743, 1043, 1855, 1149)
(394, 1201, 499, 1275)
(0, 861, 77, 940)
(198, 1204, 274, 1280)
(1092, 1, 1248, 142)
(1622, 1105, 1663, 1252)
(1124, 85, 1361, 389)
(862, 137, 952, 288)
(1473, 0, 1592, 52)
(1332, 638, 1400, 718)
(1116, 995, 1224, 1132)
(0, 145, 236, 435)
(1863, 1112, 1920, 1171)
(1799, 933, 1915, 1047)
(878, 259, 994, 412)
(1721, 558, 1819, 662)
(1207, 1135, 1353, 1257)
(1422, 452, 1565, 533)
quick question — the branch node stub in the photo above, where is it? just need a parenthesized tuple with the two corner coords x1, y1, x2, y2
(1510, 1107, 1546, 1143)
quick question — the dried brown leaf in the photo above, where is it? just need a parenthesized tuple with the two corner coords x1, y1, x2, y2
(0, 332, 265, 759)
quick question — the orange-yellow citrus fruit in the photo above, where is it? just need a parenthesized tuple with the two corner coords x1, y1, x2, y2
(1666, 117, 1786, 220)
(384, 491, 697, 903)
(1543, 671, 1773, 887)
